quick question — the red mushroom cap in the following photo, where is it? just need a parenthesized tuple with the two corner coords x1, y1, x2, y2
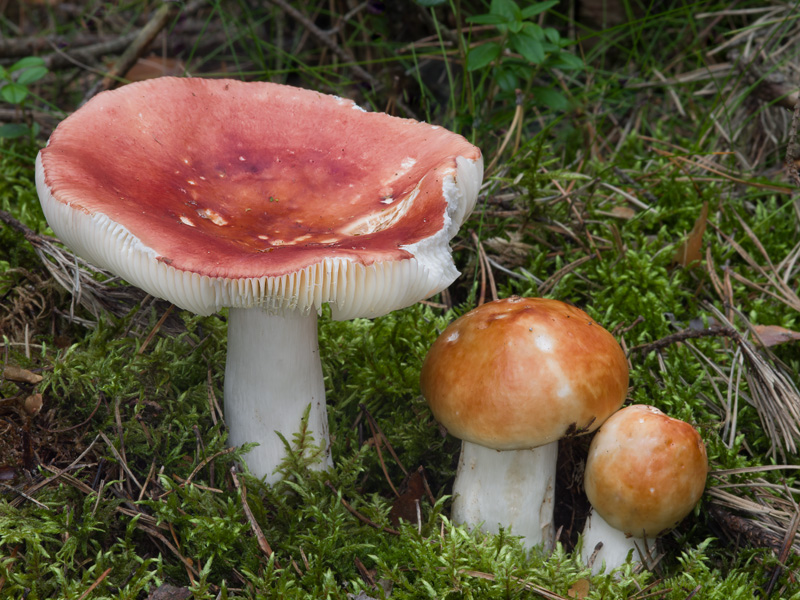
(36, 78, 483, 318)
(584, 404, 708, 537)
(420, 297, 629, 450)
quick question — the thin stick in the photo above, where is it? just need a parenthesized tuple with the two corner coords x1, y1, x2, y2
(77, 567, 112, 600)
(97, 3, 176, 92)
(629, 325, 738, 355)
(359, 404, 408, 475)
(231, 467, 279, 565)
(99, 432, 143, 492)
(137, 305, 175, 355)
(363, 414, 400, 498)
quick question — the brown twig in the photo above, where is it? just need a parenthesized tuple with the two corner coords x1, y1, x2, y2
(628, 325, 738, 355)
(359, 404, 408, 476)
(708, 504, 783, 552)
(83, 3, 178, 103)
(231, 467, 279, 565)
(137, 304, 175, 354)
(77, 567, 112, 600)
(42, 33, 139, 71)
(764, 505, 800, 596)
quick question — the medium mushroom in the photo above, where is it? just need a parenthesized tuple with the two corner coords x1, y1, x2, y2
(36, 77, 483, 483)
(580, 404, 708, 573)
(420, 296, 628, 548)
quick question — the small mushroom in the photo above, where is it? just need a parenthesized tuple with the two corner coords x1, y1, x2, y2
(580, 405, 708, 573)
(420, 297, 628, 548)
(36, 77, 483, 483)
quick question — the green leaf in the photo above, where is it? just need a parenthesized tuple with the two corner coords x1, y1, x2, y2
(466, 42, 502, 71)
(0, 123, 30, 139)
(554, 52, 584, 70)
(467, 13, 510, 25)
(495, 67, 519, 92)
(510, 32, 545, 64)
(544, 27, 561, 44)
(17, 66, 48, 86)
(490, 0, 521, 21)
(520, 0, 558, 19)
(532, 86, 568, 110)
(10, 56, 45, 72)
(1, 83, 29, 105)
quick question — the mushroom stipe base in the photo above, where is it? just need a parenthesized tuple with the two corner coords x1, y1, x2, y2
(451, 440, 557, 550)
(224, 307, 332, 482)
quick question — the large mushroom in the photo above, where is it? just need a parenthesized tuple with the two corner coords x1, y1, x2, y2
(420, 297, 628, 548)
(36, 77, 483, 483)
(580, 405, 708, 573)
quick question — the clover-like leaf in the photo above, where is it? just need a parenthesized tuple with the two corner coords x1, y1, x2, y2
(511, 31, 545, 64)
(9, 56, 46, 72)
(0, 123, 30, 139)
(1, 82, 29, 105)
(466, 42, 502, 71)
(532, 86, 568, 110)
(467, 13, 510, 25)
(520, 0, 558, 19)
(17, 66, 48, 86)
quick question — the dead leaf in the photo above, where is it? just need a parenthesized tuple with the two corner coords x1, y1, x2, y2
(389, 468, 427, 526)
(568, 578, 591, 598)
(610, 206, 636, 219)
(673, 201, 709, 267)
(3, 366, 43, 385)
(23, 393, 43, 416)
(753, 325, 800, 347)
(125, 56, 185, 83)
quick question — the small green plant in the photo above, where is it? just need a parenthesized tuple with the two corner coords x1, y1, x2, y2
(464, 0, 583, 110)
(0, 56, 48, 140)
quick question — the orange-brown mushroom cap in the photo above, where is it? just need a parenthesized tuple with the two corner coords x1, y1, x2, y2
(420, 297, 629, 450)
(36, 78, 483, 318)
(584, 405, 708, 537)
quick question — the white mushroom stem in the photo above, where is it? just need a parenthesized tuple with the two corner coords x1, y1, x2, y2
(580, 509, 655, 574)
(224, 306, 333, 483)
(451, 440, 557, 549)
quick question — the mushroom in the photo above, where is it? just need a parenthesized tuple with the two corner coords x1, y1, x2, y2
(36, 77, 483, 483)
(420, 296, 628, 548)
(580, 405, 708, 573)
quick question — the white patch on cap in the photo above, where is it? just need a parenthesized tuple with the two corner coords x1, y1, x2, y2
(557, 383, 572, 398)
(179, 216, 195, 227)
(446, 331, 459, 342)
(534, 334, 554, 353)
(401, 157, 417, 170)
(197, 208, 228, 226)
